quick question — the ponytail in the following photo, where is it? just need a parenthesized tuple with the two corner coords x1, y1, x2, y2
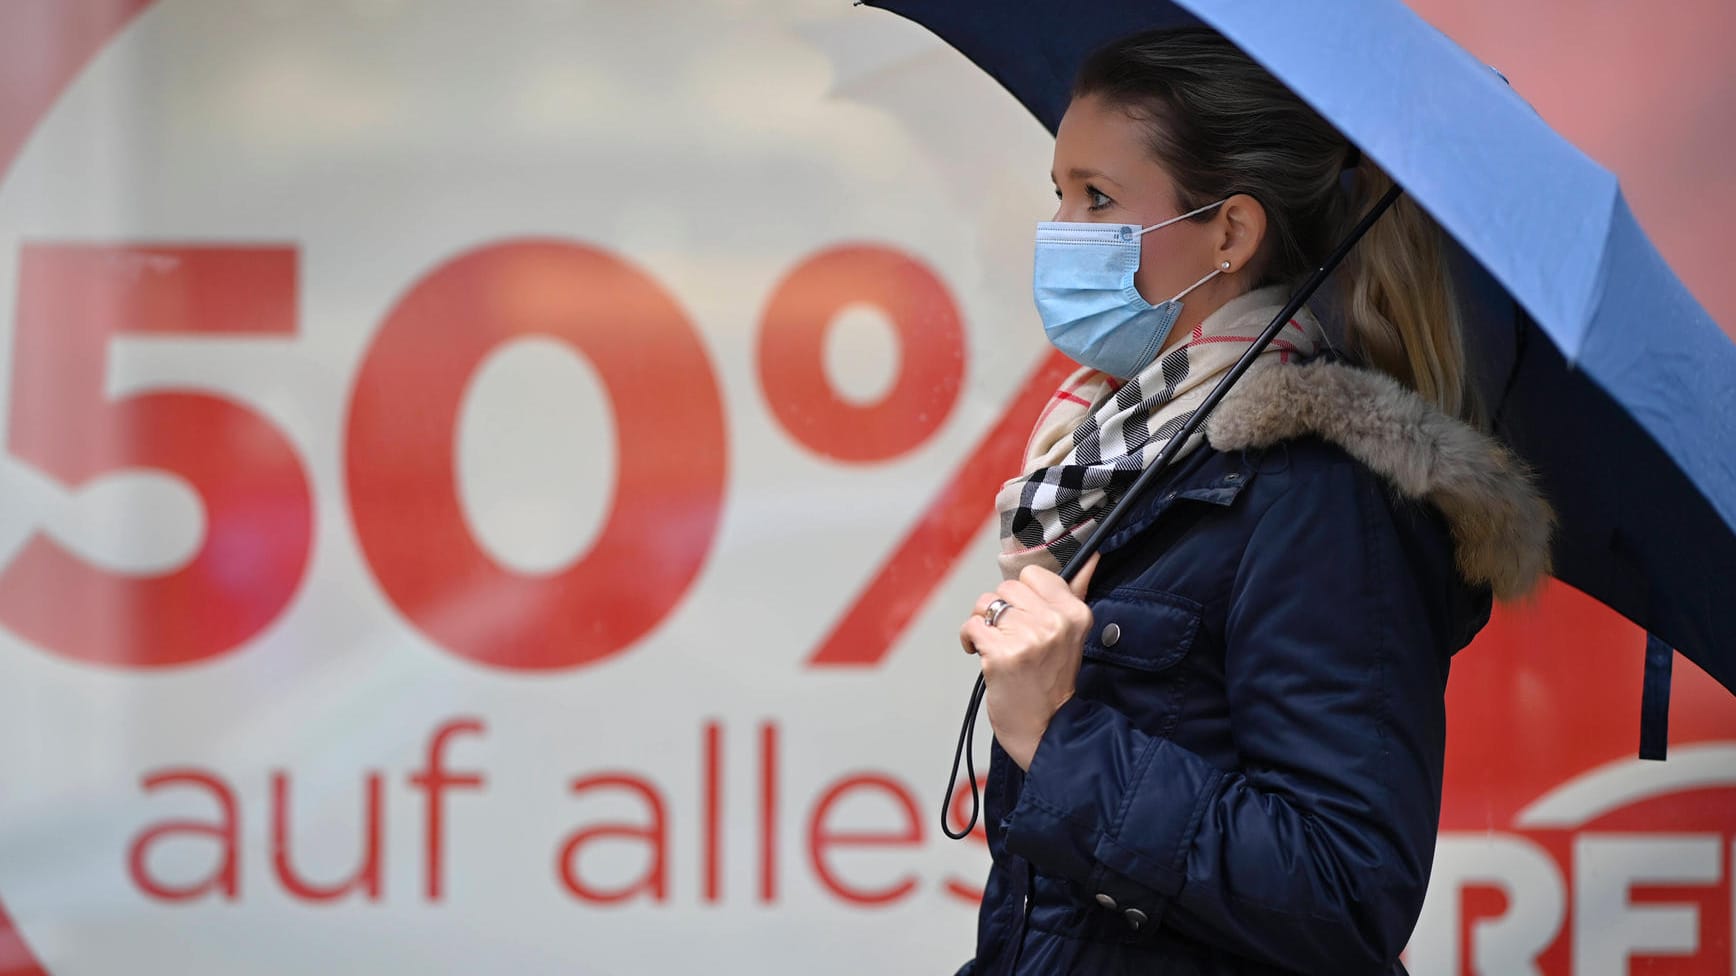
(1337, 157, 1484, 428)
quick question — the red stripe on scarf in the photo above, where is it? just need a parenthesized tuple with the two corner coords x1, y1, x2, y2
(1187, 335, 1302, 353)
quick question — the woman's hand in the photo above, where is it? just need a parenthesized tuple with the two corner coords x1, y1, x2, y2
(960, 555, 1099, 770)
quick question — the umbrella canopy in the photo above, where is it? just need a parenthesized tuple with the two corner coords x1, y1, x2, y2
(861, 0, 1736, 711)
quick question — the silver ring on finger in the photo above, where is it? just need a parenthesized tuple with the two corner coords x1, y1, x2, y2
(983, 598, 1013, 628)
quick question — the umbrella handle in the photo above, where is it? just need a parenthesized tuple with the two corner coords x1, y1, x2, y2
(941, 184, 1406, 841)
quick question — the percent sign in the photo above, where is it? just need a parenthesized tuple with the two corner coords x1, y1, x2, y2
(755, 248, 1077, 670)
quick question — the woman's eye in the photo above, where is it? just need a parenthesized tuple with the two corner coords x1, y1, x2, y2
(1086, 186, 1112, 210)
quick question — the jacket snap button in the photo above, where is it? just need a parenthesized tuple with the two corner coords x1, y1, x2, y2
(1094, 892, 1118, 910)
(1225, 472, 1241, 483)
(1124, 907, 1148, 930)
(1101, 623, 1121, 648)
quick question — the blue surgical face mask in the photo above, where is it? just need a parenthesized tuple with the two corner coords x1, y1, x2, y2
(1033, 198, 1229, 378)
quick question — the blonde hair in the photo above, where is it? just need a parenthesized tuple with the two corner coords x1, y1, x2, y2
(1075, 27, 1484, 427)
(1339, 161, 1480, 426)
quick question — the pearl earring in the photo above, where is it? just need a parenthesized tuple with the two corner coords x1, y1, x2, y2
(1221, 261, 1232, 270)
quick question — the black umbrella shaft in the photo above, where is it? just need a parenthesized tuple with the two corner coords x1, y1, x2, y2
(942, 183, 1406, 842)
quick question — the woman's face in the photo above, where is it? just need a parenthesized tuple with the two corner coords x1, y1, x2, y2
(1050, 94, 1258, 343)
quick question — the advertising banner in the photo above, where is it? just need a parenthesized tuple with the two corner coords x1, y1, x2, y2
(0, 1, 1731, 973)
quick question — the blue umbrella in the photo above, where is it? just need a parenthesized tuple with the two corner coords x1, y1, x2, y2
(861, 0, 1736, 752)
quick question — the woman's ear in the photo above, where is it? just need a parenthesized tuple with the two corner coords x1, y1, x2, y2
(1214, 193, 1268, 275)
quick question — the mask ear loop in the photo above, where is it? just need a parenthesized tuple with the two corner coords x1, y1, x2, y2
(1133, 198, 1229, 236)
(1171, 265, 1225, 302)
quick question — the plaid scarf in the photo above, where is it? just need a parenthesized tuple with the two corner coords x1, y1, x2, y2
(996, 285, 1325, 579)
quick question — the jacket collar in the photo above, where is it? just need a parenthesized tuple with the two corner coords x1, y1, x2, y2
(1203, 356, 1554, 601)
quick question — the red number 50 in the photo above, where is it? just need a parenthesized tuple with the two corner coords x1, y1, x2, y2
(1, 238, 962, 672)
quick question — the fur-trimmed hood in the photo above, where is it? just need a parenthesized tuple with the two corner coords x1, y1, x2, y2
(1205, 357, 1554, 601)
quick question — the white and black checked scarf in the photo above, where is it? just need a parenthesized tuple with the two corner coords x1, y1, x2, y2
(996, 285, 1325, 579)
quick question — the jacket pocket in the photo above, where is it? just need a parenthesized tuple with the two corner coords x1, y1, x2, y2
(1076, 587, 1203, 738)
(1081, 588, 1202, 672)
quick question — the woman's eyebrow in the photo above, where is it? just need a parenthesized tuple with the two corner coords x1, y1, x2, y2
(1063, 167, 1123, 188)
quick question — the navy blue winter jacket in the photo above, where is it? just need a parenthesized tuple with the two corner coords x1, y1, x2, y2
(958, 357, 1553, 975)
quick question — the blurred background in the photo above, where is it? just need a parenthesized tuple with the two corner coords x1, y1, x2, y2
(0, 1, 1731, 973)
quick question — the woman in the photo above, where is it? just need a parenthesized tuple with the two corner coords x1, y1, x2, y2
(954, 27, 1553, 976)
